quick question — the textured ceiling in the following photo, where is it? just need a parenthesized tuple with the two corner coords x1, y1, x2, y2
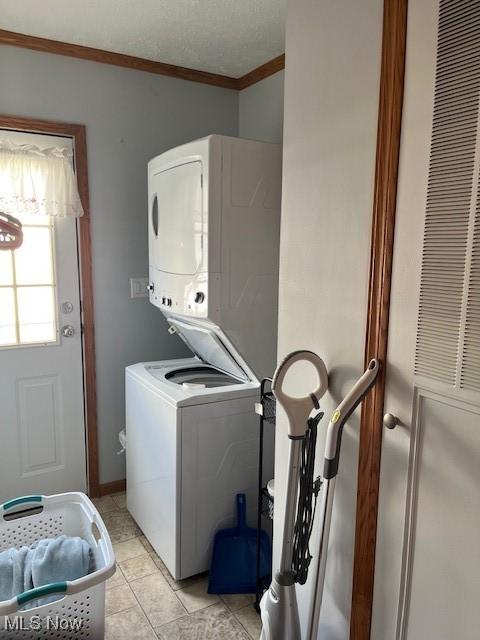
(0, 0, 286, 77)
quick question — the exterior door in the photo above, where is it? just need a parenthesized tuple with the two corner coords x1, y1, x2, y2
(0, 131, 87, 501)
(372, 1, 480, 639)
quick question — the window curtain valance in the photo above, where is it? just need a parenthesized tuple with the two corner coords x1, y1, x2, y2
(0, 139, 84, 218)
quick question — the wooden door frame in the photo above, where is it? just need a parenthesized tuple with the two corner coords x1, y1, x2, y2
(0, 114, 100, 498)
(349, 1, 408, 638)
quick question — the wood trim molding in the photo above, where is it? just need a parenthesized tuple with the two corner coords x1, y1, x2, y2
(236, 54, 285, 90)
(350, 1, 408, 639)
(0, 29, 238, 89)
(0, 29, 285, 90)
(98, 479, 126, 497)
(74, 127, 100, 499)
(0, 114, 100, 499)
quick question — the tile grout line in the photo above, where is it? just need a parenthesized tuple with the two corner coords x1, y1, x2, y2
(106, 598, 138, 619)
(105, 560, 137, 621)
(127, 587, 158, 637)
(153, 600, 235, 638)
(132, 584, 187, 638)
(123, 537, 189, 637)
(104, 496, 256, 637)
(116, 546, 161, 637)
(102, 497, 159, 633)
(106, 537, 157, 631)
(227, 600, 259, 640)
(234, 608, 259, 640)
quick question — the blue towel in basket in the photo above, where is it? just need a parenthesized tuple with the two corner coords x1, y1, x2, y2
(30, 535, 91, 587)
(29, 535, 92, 606)
(0, 546, 31, 601)
(0, 535, 91, 605)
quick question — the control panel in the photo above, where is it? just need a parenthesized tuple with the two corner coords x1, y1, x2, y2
(149, 279, 206, 312)
(148, 264, 213, 320)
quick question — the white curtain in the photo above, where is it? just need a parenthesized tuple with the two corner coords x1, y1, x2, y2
(0, 139, 84, 218)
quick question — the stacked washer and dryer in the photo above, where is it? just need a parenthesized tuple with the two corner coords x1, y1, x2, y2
(126, 135, 282, 580)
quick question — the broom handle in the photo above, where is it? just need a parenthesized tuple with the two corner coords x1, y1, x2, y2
(305, 476, 336, 640)
(279, 438, 303, 573)
(237, 493, 247, 529)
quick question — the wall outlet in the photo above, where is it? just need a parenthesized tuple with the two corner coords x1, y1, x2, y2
(130, 277, 149, 299)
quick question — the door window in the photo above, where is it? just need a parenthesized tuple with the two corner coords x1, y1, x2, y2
(0, 212, 57, 346)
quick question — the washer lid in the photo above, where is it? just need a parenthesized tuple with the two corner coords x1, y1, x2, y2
(167, 317, 251, 382)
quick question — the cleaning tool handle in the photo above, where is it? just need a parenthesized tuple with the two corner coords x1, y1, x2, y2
(1, 495, 43, 512)
(272, 350, 328, 438)
(236, 493, 247, 529)
(323, 359, 380, 479)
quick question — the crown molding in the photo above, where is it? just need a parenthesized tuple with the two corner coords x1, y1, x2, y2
(0, 29, 284, 90)
(237, 54, 285, 90)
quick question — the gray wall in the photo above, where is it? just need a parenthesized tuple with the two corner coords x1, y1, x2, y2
(239, 71, 284, 143)
(0, 46, 238, 484)
(276, 0, 382, 638)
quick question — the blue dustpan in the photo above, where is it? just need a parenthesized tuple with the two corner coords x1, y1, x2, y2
(208, 493, 271, 594)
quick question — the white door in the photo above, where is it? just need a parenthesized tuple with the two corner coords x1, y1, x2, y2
(372, 2, 480, 639)
(0, 131, 87, 501)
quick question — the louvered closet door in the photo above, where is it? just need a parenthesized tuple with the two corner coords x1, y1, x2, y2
(371, 1, 480, 639)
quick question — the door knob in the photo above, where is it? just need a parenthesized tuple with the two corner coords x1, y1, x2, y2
(61, 325, 75, 338)
(383, 413, 399, 429)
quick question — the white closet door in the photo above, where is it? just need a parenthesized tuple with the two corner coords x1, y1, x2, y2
(372, 1, 480, 638)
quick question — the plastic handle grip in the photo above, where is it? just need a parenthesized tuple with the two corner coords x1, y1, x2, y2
(17, 582, 67, 606)
(272, 350, 328, 438)
(2, 495, 43, 511)
(236, 493, 247, 529)
(323, 359, 380, 479)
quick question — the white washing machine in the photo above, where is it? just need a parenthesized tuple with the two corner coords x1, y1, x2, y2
(126, 359, 262, 580)
(126, 135, 281, 580)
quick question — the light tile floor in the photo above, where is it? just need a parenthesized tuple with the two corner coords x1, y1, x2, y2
(94, 493, 262, 640)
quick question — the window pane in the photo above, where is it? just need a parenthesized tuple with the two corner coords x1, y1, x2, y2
(0, 287, 17, 345)
(0, 250, 13, 286)
(17, 213, 51, 227)
(17, 286, 56, 343)
(14, 226, 54, 286)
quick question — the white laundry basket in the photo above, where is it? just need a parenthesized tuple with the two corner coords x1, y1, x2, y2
(0, 492, 115, 639)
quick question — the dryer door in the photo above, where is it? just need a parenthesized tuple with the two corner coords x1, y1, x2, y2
(149, 161, 203, 276)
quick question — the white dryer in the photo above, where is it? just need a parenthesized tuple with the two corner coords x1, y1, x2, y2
(147, 134, 282, 380)
(126, 135, 281, 580)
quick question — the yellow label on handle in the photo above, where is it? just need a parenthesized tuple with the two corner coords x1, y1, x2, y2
(331, 410, 341, 424)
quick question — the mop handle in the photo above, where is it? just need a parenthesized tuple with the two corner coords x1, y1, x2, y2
(272, 350, 328, 438)
(323, 358, 380, 478)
